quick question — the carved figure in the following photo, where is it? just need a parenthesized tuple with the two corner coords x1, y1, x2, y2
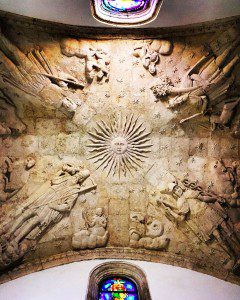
(0, 92, 26, 136)
(0, 157, 13, 203)
(61, 38, 110, 83)
(130, 212, 169, 250)
(129, 212, 145, 244)
(156, 176, 240, 274)
(151, 182, 191, 224)
(0, 164, 97, 270)
(232, 121, 240, 138)
(72, 207, 108, 249)
(151, 29, 240, 135)
(0, 29, 82, 114)
(0, 156, 35, 204)
(207, 160, 240, 207)
(133, 40, 172, 75)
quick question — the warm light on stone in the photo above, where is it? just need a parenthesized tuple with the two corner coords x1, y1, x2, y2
(0, 11, 240, 287)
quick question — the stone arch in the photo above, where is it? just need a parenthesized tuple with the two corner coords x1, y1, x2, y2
(86, 261, 152, 299)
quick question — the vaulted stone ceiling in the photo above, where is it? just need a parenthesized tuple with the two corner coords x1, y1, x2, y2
(0, 0, 240, 27)
(0, 8, 239, 287)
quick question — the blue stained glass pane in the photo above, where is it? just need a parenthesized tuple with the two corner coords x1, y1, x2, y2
(127, 295, 138, 300)
(99, 292, 113, 300)
(102, 0, 149, 12)
(100, 278, 137, 292)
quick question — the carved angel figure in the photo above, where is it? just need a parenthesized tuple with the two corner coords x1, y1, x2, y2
(133, 40, 172, 75)
(0, 29, 83, 115)
(0, 164, 97, 270)
(0, 156, 35, 204)
(72, 207, 108, 250)
(61, 38, 110, 83)
(155, 176, 240, 275)
(151, 29, 240, 132)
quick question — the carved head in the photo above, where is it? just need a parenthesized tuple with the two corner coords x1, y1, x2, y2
(110, 136, 128, 154)
(130, 212, 145, 223)
(62, 164, 80, 175)
(0, 157, 12, 176)
(146, 220, 164, 238)
(78, 169, 91, 182)
(24, 156, 36, 170)
(96, 207, 103, 216)
(172, 183, 185, 198)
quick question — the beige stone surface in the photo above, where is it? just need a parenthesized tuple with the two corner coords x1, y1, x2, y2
(0, 14, 239, 284)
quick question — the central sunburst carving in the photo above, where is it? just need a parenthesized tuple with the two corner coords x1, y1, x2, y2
(87, 114, 152, 177)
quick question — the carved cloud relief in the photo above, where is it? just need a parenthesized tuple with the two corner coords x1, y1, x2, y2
(0, 17, 239, 283)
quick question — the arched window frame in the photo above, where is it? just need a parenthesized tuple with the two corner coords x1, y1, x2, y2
(90, 0, 164, 27)
(86, 261, 152, 300)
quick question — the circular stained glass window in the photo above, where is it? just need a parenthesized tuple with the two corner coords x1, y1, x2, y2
(91, 0, 163, 26)
(99, 277, 139, 299)
(102, 0, 149, 12)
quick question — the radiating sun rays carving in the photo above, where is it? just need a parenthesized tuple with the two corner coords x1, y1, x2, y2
(87, 114, 152, 177)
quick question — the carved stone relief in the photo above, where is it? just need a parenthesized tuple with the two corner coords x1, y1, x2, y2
(0, 93, 26, 136)
(151, 168, 240, 275)
(87, 114, 152, 177)
(61, 38, 110, 83)
(0, 156, 35, 204)
(151, 28, 240, 137)
(206, 160, 240, 207)
(129, 211, 169, 250)
(0, 14, 240, 284)
(72, 207, 108, 250)
(0, 164, 97, 271)
(0, 29, 84, 115)
(133, 40, 173, 75)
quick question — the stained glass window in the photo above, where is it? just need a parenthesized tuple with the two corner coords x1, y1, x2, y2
(98, 277, 139, 300)
(91, 0, 163, 26)
(102, 0, 150, 13)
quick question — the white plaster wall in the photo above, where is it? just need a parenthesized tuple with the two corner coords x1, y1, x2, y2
(0, 259, 239, 300)
(0, 0, 239, 27)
